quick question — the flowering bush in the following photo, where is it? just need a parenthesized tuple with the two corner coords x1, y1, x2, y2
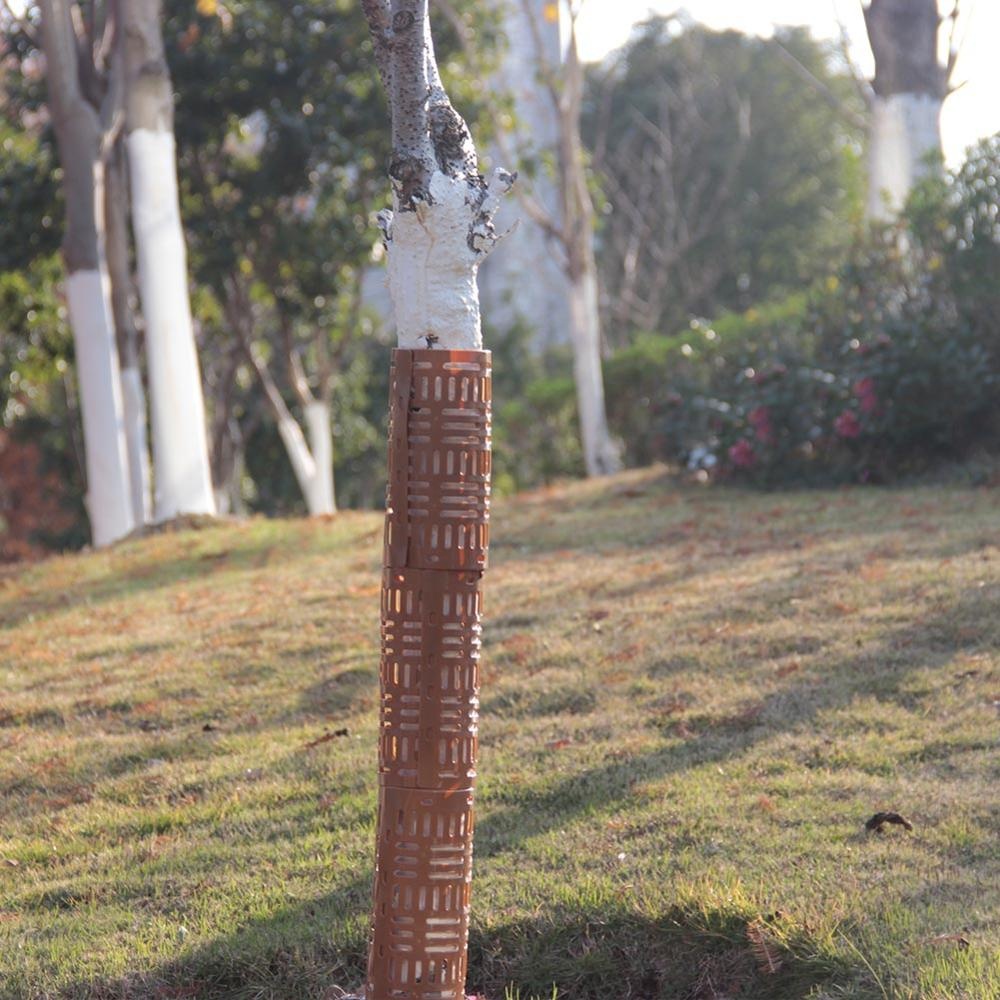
(603, 139, 1000, 485)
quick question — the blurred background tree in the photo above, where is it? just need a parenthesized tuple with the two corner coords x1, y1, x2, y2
(1, 2, 998, 559)
(585, 18, 866, 345)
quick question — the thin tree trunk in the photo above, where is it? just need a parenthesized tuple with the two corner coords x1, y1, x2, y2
(304, 398, 336, 515)
(360, 4, 511, 997)
(228, 287, 334, 516)
(568, 255, 621, 476)
(559, 23, 622, 476)
(105, 137, 153, 523)
(122, 0, 215, 519)
(39, 0, 135, 547)
(864, 0, 945, 219)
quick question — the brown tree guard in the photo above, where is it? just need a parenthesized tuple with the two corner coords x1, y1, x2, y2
(366, 348, 491, 1000)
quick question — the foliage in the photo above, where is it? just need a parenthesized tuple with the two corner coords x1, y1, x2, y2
(584, 19, 866, 344)
(0, 428, 78, 561)
(489, 323, 583, 492)
(0, 251, 88, 550)
(601, 136, 1000, 486)
(1, 472, 998, 998)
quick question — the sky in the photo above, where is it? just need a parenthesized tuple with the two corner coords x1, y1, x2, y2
(575, 0, 999, 167)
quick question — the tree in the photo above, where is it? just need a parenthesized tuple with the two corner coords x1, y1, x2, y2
(162, 0, 397, 516)
(359, 2, 510, 996)
(445, 0, 620, 475)
(474, 0, 569, 353)
(862, 0, 961, 219)
(586, 20, 865, 341)
(105, 132, 153, 523)
(37, 0, 135, 545)
(122, 0, 215, 519)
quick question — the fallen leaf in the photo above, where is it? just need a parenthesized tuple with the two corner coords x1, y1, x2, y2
(865, 811, 913, 833)
(923, 933, 970, 949)
(304, 728, 349, 749)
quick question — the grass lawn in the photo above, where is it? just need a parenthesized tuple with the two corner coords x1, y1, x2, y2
(1, 467, 998, 999)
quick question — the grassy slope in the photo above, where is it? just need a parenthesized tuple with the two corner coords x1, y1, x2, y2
(1, 468, 998, 1000)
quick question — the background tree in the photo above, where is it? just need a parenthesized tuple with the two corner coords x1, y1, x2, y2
(104, 131, 153, 523)
(122, 0, 216, 519)
(586, 19, 866, 342)
(443, 0, 621, 475)
(37, 0, 135, 545)
(862, 0, 962, 219)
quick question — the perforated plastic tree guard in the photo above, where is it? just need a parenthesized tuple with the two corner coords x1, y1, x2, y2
(366, 349, 491, 1000)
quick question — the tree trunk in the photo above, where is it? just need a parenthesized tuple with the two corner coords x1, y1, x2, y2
(274, 408, 334, 517)
(304, 398, 336, 515)
(864, 0, 945, 219)
(122, 0, 216, 520)
(568, 256, 621, 476)
(560, 24, 622, 476)
(39, 0, 135, 547)
(105, 138, 153, 524)
(360, 3, 511, 997)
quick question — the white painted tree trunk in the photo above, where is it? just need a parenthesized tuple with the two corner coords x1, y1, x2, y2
(66, 270, 136, 546)
(863, 0, 946, 221)
(275, 408, 335, 516)
(867, 93, 942, 220)
(568, 265, 622, 476)
(105, 142, 153, 525)
(304, 399, 336, 515)
(40, 0, 135, 547)
(126, 128, 216, 520)
(384, 170, 511, 350)
(120, 365, 153, 523)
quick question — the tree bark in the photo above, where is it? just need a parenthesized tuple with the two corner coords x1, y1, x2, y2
(122, 0, 216, 519)
(558, 21, 622, 475)
(304, 398, 336, 516)
(39, 0, 135, 547)
(864, 0, 945, 219)
(105, 137, 154, 524)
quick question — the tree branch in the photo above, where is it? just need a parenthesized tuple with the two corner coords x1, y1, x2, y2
(0, 0, 40, 45)
(768, 36, 867, 131)
(387, 0, 434, 197)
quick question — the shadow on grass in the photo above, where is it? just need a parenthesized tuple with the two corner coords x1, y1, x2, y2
(57, 871, 372, 1000)
(59, 885, 868, 1000)
(477, 584, 996, 862)
(470, 902, 868, 1000)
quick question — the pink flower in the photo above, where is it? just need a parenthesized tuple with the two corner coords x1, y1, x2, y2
(747, 405, 774, 444)
(834, 409, 862, 439)
(853, 377, 878, 414)
(728, 438, 757, 469)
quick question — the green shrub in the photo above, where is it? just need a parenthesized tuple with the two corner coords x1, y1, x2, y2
(603, 137, 1000, 486)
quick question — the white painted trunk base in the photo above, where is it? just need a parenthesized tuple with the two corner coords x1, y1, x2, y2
(127, 128, 216, 520)
(66, 270, 135, 546)
(305, 400, 336, 515)
(867, 93, 942, 220)
(568, 269, 622, 477)
(277, 411, 335, 516)
(385, 171, 486, 350)
(120, 365, 153, 524)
